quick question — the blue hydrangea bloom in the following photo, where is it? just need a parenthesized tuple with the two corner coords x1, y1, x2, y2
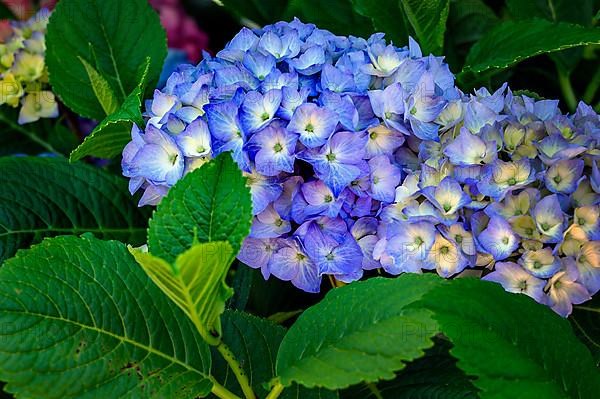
(123, 19, 600, 316)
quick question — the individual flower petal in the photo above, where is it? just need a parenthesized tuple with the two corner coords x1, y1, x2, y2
(287, 103, 338, 147)
(482, 262, 546, 303)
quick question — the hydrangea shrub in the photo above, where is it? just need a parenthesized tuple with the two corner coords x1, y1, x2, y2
(122, 19, 600, 317)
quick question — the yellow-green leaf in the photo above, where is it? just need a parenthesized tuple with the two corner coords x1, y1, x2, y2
(78, 56, 119, 115)
(131, 241, 234, 345)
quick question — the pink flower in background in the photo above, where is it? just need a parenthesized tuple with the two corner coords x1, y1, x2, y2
(1, 0, 55, 19)
(149, 0, 209, 63)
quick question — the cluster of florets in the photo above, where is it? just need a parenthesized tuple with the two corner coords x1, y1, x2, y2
(122, 19, 600, 316)
(0, 9, 58, 124)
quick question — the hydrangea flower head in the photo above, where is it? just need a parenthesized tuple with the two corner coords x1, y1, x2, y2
(0, 9, 58, 124)
(123, 19, 600, 316)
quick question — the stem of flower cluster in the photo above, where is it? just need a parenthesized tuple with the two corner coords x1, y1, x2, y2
(584, 67, 600, 104)
(265, 382, 285, 399)
(557, 68, 577, 112)
(216, 341, 257, 399)
(211, 378, 243, 399)
(366, 382, 384, 399)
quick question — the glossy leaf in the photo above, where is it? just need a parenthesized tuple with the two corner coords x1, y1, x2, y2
(131, 241, 234, 345)
(69, 59, 148, 161)
(414, 278, 600, 399)
(46, 0, 166, 120)
(0, 157, 148, 263)
(571, 295, 600, 365)
(284, 0, 374, 37)
(351, 0, 409, 46)
(0, 235, 213, 398)
(462, 19, 600, 74)
(400, 0, 450, 54)
(147, 152, 253, 263)
(276, 275, 441, 389)
(211, 310, 338, 399)
(340, 338, 478, 399)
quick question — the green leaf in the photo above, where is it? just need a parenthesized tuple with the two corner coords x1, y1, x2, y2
(218, 0, 289, 26)
(506, 0, 595, 26)
(446, 0, 498, 46)
(228, 263, 255, 311)
(46, 0, 166, 120)
(283, 0, 374, 37)
(400, 0, 450, 54)
(69, 58, 148, 161)
(340, 338, 478, 399)
(351, 0, 409, 46)
(413, 278, 600, 399)
(78, 56, 119, 115)
(571, 294, 600, 365)
(0, 2, 15, 19)
(0, 235, 213, 398)
(0, 156, 148, 263)
(148, 152, 253, 263)
(275, 275, 442, 389)
(211, 310, 338, 399)
(462, 19, 600, 74)
(131, 241, 234, 345)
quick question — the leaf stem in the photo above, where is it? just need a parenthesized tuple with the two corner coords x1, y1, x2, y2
(583, 67, 600, 104)
(0, 111, 61, 155)
(557, 67, 577, 112)
(366, 382, 384, 399)
(216, 341, 257, 399)
(211, 378, 243, 399)
(265, 382, 285, 399)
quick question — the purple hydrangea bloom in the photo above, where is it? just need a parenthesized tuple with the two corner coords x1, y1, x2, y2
(123, 19, 600, 315)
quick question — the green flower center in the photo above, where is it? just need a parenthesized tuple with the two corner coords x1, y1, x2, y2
(261, 112, 270, 121)
(508, 178, 517, 185)
(273, 142, 283, 153)
(326, 152, 336, 162)
(324, 194, 333, 203)
(305, 123, 314, 133)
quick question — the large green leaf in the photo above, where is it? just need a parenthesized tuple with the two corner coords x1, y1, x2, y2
(131, 241, 234, 345)
(147, 152, 253, 263)
(413, 278, 600, 399)
(400, 0, 450, 54)
(340, 338, 478, 399)
(46, 0, 166, 120)
(446, 0, 498, 46)
(506, 0, 595, 26)
(211, 310, 338, 399)
(462, 19, 600, 74)
(275, 275, 442, 389)
(0, 157, 148, 263)
(283, 0, 374, 37)
(0, 235, 213, 398)
(571, 294, 600, 366)
(69, 59, 148, 161)
(351, 0, 409, 46)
